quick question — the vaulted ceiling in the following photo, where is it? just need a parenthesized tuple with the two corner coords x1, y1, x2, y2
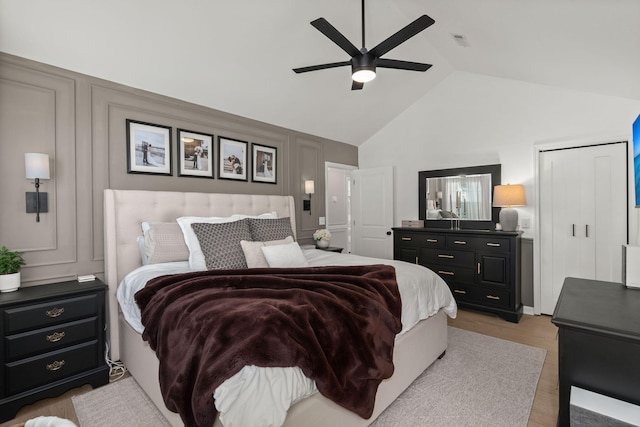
(1, 0, 639, 145)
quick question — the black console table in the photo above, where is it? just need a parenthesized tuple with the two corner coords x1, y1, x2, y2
(551, 277, 640, 426)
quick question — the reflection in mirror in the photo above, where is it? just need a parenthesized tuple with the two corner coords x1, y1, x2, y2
(425, 174, 492, 220)
(418, 164, 501, 230)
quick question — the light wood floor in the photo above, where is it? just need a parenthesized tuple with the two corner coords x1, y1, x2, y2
(1, 309, 558, 427)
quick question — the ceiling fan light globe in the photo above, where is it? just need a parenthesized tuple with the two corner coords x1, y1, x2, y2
(352, 69, 376, 83)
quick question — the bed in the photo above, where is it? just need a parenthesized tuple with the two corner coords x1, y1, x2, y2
(104, 189, 456, 427)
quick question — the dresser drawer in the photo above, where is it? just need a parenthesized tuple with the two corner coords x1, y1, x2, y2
(477, 237, 511, 252)
(5, 317, 98, 362)
(431, 265, 476, 285)
(6, 341, 100, 395)
(446, 235, 511, 252)
(476, 287, 511, 309)
(447, 284, 511, 309)
(4, 294, 98, 334)
(421, 248, 474, 267)
(417, 234, 445, 248)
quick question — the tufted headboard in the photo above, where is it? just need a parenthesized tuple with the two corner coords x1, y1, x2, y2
(104, 189, 296, 359)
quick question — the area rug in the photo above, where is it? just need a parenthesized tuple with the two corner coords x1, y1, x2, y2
(72, 377, 171, 427)
(72, 327, 546, 427)
(370, 326, 547, 427)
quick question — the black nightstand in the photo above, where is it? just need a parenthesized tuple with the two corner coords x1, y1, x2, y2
(0, 279, 110, 422)
(317, 246, 344, 253)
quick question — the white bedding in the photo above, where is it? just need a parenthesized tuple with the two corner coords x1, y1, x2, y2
(116, 249, 456, 427)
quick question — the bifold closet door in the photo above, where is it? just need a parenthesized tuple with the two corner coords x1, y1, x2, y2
(540, 142, 627, 314)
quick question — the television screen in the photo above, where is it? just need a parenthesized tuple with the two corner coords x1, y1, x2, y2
(635, 115, 640, 207)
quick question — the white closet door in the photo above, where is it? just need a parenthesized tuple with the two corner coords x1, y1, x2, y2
(540, 142, 627, 314)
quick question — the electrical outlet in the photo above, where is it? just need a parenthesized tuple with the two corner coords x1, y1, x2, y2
(319, 216, 326, 225)
(521, 217, 530, 229)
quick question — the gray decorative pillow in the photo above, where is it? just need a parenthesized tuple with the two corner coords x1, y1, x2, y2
(143, 222, 190, 264)
(247, 217, 294, 241)
(191, 220, 252, 270)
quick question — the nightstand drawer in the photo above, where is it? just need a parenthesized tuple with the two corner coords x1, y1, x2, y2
(5, 317, 98, 362)
(6, 340, 100, 395)
(4, 294, 98, 334)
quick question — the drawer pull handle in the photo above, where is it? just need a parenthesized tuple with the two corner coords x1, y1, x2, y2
(438, 254, 454, 259)
(46, 360, 66, 371)
(453, 289, 467, 294)
(486, 295, 500, 300)
(401, 237, 412, 241)
(46, 331, 66, 343)
(426, 239, 438, 243)
(46, 307, 65, 318)
(486, 243, 501, 247)
(438, 270, 455, 276)
(453, 240, 467, 245)
(478, 262, 481, 275)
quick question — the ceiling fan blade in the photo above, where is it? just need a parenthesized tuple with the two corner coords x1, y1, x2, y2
(293, 61, 351, 74)
(351, 80, 364, 90)
(369, 15, 435, 58)
(377, 58, 432, 72)
(311, 18, 361, 57)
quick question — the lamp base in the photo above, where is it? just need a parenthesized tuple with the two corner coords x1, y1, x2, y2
(499, 208, 518, 232)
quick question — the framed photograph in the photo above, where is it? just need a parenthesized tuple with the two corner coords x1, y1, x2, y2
(252, 143, 277, 184)
(178, 129, 214, 178)
(218, 136, 248, 181)
(126, 119, 172, 175)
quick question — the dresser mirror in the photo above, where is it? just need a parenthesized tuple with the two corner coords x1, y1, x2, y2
(418, 164, 501, 229)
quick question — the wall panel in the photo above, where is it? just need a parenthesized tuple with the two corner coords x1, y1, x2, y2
(0, 52, 357, 286)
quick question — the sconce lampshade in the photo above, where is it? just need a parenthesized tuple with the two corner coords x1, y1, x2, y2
(25, 153, 50, 180)
(305, 180, 315, 195)
(493, 184, 526, 232)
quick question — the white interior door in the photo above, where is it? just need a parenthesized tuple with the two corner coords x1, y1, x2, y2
(540, 142, 627, 314)
(351, 166, 394, 259)
(325, 162, 357, 252)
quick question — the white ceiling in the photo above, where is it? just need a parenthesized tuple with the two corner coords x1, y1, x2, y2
(1, 0, 639, 146)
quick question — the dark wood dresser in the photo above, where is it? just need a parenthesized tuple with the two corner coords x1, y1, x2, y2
(551, 277, 640, 426)
(393, 227, 522, 322)
(0, 279, 109, 422)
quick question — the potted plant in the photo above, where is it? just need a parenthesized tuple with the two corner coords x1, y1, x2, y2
(313, 229, 332, 249)
(0, 246, 26, 292)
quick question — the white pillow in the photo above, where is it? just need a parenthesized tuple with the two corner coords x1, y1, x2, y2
(177, 212, 278, 270)
(137, 236, 148, 265)
(240, 236, 294, 268)
(261, 242, 309, 268)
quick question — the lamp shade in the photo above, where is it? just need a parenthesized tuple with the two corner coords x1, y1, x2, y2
(304, 180, 315, 195)
(493, 184, 526, 208)
(25, 153, 50, 180)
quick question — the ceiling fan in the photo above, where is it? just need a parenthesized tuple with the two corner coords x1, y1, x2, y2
(293, 0, 435, 90)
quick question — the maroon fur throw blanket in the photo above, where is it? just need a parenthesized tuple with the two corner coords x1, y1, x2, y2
(135, 264, 402, 427)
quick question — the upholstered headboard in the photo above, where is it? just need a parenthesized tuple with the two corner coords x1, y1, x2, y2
(104, 189, 296, 359)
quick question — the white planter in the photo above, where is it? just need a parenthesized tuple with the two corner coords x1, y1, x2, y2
(316, 239, 330, 249)
(0, 272, 21, 293)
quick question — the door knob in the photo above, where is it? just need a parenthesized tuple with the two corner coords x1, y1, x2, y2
(386, 231, 392, 235)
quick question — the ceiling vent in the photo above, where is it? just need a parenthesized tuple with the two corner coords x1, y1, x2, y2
(451, 33, 470, 47)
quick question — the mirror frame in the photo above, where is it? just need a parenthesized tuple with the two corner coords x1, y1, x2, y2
(418, 164, 501, 230)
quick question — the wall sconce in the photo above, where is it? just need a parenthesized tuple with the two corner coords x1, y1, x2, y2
(304, 180, 315, 214)
(25, 153, 50, 222)
(492, 184, 526, 232)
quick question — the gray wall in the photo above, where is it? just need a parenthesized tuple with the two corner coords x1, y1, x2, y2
(0, 53, 357, 286)
(521, 237, 534, 307)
